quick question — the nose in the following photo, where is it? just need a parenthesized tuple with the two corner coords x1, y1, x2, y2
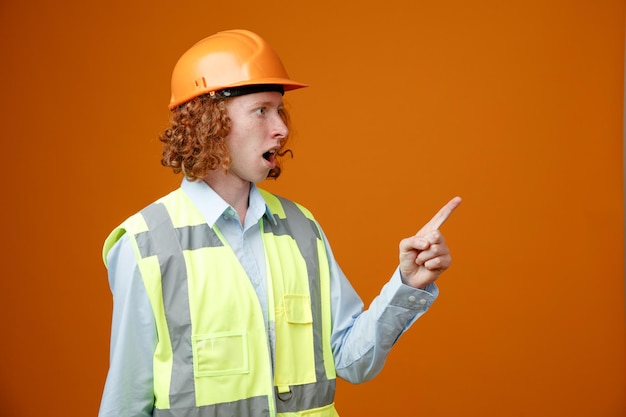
(272, 112, 288, 139)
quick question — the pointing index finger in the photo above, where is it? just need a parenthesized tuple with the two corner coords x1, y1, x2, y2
(423, 196, 462, 232)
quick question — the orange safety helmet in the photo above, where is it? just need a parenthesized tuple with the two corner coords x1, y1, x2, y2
(168, 29, 307, 109)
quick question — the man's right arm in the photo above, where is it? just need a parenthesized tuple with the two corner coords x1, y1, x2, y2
(99, 234, 156, 417)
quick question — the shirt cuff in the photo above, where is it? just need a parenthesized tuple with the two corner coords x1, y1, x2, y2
(388, 268, 439, 312)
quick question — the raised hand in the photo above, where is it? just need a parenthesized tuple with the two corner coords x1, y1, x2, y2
(399, 196, 462, 289)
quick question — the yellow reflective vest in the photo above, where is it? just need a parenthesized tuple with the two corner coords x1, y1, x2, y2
(103, 188, 338, 417)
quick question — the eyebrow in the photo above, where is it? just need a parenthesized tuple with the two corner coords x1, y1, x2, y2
(251, 99, 283, 106)
(247, 100, 284, 110)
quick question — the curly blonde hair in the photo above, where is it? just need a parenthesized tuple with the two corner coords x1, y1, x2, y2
(160, 93, 292, 181)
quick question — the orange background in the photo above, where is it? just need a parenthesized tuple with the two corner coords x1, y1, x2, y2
(1, 0, 624, 416)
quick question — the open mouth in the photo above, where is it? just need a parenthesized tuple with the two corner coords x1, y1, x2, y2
(263, 149, 276, 163)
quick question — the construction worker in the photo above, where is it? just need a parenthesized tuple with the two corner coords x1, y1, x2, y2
(98, 29, 461, 417)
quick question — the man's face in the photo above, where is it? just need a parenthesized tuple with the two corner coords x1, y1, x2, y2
(224, 91, 288, 184)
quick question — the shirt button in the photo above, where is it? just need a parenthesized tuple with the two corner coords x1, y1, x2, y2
(408, 295, 416, 303)
(419, 299, 427, 305)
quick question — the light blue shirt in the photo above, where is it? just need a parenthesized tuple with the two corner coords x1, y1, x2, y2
(99, 179, 439, 417)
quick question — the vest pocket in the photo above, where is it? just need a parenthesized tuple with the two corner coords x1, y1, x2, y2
(192, 331, 249, 377)
(283, 294, 313, 324)
(275, 294, 316, 385)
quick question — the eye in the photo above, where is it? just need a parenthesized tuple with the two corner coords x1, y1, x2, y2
(255, 107, 266, 115)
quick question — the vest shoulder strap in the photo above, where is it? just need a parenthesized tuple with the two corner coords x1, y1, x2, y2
(102, 205, 152, 267)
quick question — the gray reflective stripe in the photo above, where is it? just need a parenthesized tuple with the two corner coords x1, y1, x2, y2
(275, 379, 336, 414)
(135, 224, 224, 257)
(138, 203, 197, 409)
(263, 197, 329, 385)
(153, 395, 270, 417)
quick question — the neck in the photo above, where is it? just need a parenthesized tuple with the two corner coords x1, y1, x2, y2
(203, 172, 251, 224)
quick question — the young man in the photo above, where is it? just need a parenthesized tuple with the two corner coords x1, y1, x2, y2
(99, 29, 461, 417)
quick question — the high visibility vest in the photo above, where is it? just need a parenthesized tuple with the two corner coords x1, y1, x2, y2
(103, 188, 338, 417)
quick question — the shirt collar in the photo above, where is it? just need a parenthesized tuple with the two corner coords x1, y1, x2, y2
(180, 178, 276, 228)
